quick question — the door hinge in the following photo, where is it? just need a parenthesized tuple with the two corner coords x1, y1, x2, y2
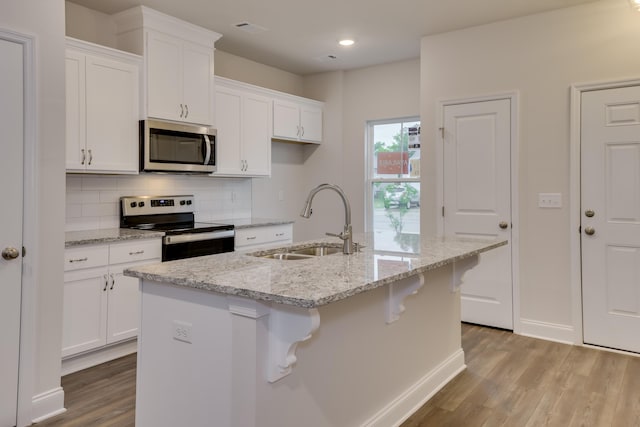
(439, 127, 445, 139)
(442, 206, 445, 217)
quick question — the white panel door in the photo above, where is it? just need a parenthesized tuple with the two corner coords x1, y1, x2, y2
(582, 86, 640, 353)
(214, 86, 243, 175)
(182, 41, 213, 125)
(85, 54, 139, 173)
(443, 99, 513, 329)
(107, 266, 140, 343)
(243, 92, 271, 176)
(146, 30, 182, 121)
(0, 37, 23, 427)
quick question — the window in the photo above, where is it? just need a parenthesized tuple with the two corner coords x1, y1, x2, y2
(366, 118, 420, 253)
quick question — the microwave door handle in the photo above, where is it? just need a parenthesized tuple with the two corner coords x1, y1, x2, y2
(203, 135, 212, 166)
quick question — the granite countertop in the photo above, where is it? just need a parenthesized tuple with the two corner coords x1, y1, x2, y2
(65, 228, 165, 247)
(217, 217, 294, 229)
(65, 218, 292, 247)
(124, 233, 507, 308)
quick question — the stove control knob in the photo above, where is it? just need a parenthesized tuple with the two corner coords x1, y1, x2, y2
(139, 201, 145, 207)
(186, 200, 192, 205)
(180, 200, 186, 206)
(130, 202, 137, 208)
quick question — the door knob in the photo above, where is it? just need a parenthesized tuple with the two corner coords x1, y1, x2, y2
(499, 221, 509, 229)
(2, 247, 20, 260)
(584, 226, 595, 236)
(585, 209, 595, 218)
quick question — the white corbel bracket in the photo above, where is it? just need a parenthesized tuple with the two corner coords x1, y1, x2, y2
(451, 254, 480, 293)
(267, 304, 320, 383)
(386, 273, 425, 324)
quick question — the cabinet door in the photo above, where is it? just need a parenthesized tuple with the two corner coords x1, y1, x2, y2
(85, 54, 139, 173)
(65, 50, 86, 171)
(146, 30, 182, 121)
(300, 104, 323, 143)
(273, 99, 300, 140)
(243, 92, 271, 176)
(182, 41, 214, 125)
(106, 265, 140, 344)
(62, 267, 109, 357)
(214, 86, 243, 175)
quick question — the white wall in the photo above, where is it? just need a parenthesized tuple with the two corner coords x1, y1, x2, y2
(1, 0, 66, 424)
(420, 0, 640, 335)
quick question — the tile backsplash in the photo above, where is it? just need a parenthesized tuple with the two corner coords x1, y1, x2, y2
(66, 174, 252, 231)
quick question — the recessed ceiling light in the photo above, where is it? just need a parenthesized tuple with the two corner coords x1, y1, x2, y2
(338, 39, 355, 47)
(630, 0, 640, 11)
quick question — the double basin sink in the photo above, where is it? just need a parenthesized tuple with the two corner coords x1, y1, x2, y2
(250, 243, 345, 260)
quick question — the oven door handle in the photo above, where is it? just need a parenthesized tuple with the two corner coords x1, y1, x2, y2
(163, 230, 235, 245)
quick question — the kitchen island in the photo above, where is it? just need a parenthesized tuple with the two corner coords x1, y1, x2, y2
(125, 234, 506, 427)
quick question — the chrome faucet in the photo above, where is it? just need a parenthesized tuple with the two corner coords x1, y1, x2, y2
(300, 183, 354, 254)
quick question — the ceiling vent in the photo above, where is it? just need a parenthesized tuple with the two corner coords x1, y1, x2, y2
(233, 22, 268, 34)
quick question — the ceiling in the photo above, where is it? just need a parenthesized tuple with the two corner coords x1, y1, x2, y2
(69, 0, 602, 75)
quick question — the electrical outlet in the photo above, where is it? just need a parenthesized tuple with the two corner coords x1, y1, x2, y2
(538, 193, 562, 208)
(172, 320, 192, 343)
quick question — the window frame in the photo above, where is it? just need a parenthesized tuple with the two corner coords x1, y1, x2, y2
(364, 116, 421, 234)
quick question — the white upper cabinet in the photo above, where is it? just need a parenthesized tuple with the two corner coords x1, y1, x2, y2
(214, 77, 271, 177)
(273, 97, 323, 144)
(114, 6, 221, 126)
(65, 38, 141, 174)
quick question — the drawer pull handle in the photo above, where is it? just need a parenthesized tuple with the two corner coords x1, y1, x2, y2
(246, 236, 257, 240)
(129, 250, 145, 256)
(276, 233, 284, 237)
(103, 274, 108, 292)
(69, 257, 88, 263)
(110, 273, 115, 290)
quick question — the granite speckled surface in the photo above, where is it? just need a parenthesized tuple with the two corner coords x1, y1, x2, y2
(65, 228, 165, 247)
(124, 233, 507, 308)
(216, 217, 294, 229)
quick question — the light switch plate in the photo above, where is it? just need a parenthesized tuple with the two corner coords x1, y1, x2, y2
(538, 193, 562, 208)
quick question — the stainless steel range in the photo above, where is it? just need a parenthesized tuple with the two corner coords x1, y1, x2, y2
(120, 195, 234, 262)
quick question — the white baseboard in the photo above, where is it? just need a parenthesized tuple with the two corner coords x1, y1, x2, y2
(362, 349, 466, 427)
(518, 318, 575, 344)
(31, 387, 65, 424)
(61, 339, 137, 376)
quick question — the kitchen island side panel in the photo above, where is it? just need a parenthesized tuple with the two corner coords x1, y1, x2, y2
(135, 282, 233, 427)
(135, 263, 463, 427)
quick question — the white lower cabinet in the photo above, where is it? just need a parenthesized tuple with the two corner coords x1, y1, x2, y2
(235, 224, 293, 251)
(62, 239, 161, 359)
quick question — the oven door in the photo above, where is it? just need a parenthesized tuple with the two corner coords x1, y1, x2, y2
(142, 119, 216, 173)
(162, 230, 234, 261)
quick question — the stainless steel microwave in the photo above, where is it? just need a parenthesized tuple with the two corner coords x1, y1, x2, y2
(140, 119, 216, 173)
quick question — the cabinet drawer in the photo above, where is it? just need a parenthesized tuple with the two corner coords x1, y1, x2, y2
(109, 239, 162, 264)
(65, 245, 109, 272)
(235, 225, 292, 248)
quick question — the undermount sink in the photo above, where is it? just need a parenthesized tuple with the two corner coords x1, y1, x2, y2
(250, 244, 345, 260)
(258, 253, 315, 260)
(289, 246, 342, 256)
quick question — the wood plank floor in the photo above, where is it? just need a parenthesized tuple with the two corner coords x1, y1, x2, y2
(34, 324, 640, 427)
